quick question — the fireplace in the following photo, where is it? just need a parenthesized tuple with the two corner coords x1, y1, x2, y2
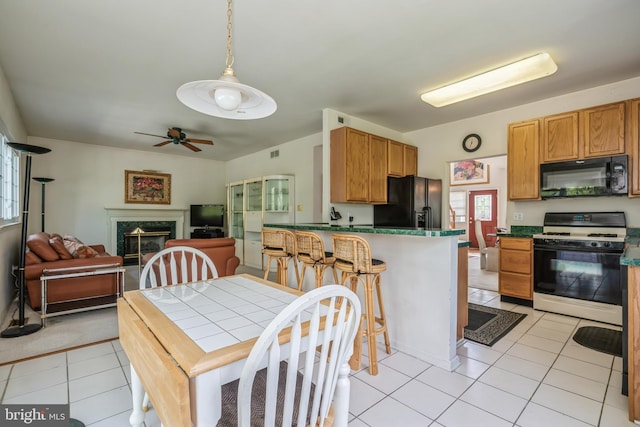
(116, 221, 176, 265)
(105, 207, 187, 263)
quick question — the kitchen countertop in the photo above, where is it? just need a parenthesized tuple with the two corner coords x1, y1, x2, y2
(263, 223, 465, 238)
(623, 231, 640, 266)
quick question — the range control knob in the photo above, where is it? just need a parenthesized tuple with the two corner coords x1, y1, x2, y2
(604, 241, 611, 248)
(590, 241, 598, 247)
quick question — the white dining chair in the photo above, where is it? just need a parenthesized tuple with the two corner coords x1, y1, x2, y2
(139, 245, 218, 289)
(215, 284, 361, 427)
(136, 245, 218, 418)
(475, 220, 499, 271)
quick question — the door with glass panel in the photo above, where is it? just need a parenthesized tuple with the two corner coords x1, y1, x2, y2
(468, 189, 498, 248)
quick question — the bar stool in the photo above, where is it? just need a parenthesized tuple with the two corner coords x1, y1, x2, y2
(295, 230, 338, 291)
(261, 229, 299, 287)
(332, 233, 390, 375)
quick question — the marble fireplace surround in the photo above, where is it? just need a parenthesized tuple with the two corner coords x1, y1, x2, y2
(105, 207, 187, 255)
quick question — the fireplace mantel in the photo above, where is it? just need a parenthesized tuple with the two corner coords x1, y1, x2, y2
(105, 207, 187, 254)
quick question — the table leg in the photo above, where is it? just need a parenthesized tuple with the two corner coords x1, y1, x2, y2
(333, 362, 351, 427)
(193, 369, 223, 426)
(129, 366, 145, 427)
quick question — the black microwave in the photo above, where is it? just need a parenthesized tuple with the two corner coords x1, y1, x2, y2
(540, 155, 627, 199)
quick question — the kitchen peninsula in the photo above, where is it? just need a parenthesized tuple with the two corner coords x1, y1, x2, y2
(264, 223, 465, 371)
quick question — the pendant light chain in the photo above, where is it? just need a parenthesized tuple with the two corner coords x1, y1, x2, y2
(224, 0, 235, 72)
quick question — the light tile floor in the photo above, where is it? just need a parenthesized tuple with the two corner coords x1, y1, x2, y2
(0, 287, 633, 426)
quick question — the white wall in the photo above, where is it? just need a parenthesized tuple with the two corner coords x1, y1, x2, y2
(225, 132, 322, 223)
(24, 136, 227, 246)
(405, 76, 640, 228)
(0, 64, 27, 321)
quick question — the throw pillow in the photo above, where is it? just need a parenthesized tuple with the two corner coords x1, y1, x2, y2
(49, 236, 73, 260)
(63, 234, 83, 244)
(26, 232, 59, 262)
(63, 239, 98, 259)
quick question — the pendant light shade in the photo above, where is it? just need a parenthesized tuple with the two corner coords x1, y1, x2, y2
(177, 0, 276, 120)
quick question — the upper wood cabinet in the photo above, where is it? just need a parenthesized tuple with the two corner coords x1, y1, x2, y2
(508, 120, 540, 200)
(629, 98, 640, 196)
(581, 101, 626, 158)
(330, 127, 388, 204)
(404, 144, 418, 176)
(387, 140, 418, 177)
(387, 140, 404, 177)
(541, 112, 579, 162)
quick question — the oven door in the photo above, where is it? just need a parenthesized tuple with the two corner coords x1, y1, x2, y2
(534, 244, 622, 306)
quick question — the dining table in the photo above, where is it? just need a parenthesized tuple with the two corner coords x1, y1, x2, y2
(117, 273, 352, 427)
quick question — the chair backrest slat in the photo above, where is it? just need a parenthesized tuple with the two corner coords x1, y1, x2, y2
(139, 246, 218, 289)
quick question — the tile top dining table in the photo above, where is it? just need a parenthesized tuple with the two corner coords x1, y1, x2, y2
(118, 274, 307, 427)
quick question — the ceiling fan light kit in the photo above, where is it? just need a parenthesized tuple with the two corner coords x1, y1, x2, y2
(420, 52, 558, 107)
(177, 0, 276, 120)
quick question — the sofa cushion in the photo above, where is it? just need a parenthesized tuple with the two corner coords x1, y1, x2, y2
(25, 251, 42, 265)
(49, 235, 73, 260)
(27, 232, 59, 262)
(63, 239, 99, 259)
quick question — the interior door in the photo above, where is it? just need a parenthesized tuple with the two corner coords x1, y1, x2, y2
(468, 189, 498, 248)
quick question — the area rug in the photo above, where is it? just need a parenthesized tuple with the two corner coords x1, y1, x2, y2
(464, 304, 527, 346)
(572, 326, 622, 357)
(0, 304, 119, 365)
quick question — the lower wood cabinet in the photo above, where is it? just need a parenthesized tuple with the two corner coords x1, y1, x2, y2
(499, 237, 533, 300)
(457, 246, 468, 341)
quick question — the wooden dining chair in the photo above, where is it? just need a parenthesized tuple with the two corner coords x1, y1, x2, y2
(139, 246, 218, 289)
(215, 285, 361, 427)
(295, 230, 338, 291)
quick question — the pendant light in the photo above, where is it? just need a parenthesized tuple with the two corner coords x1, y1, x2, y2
(177, 0, 276, 119)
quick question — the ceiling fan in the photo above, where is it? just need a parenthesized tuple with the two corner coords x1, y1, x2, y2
(134, 127, 214, 152)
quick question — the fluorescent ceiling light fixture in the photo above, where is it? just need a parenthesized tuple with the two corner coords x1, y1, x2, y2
(420, 52, 557, 107)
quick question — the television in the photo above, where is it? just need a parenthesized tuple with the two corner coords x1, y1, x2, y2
(190, 204, 224, 228)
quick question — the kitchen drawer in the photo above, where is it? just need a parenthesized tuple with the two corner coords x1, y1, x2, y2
(500, 237, 532, 251)
(500, 249, 531, 274)
(499, 272, 532, 300)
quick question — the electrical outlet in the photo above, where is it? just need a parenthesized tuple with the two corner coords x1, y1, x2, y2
(513, 212, 524, 221)
(296, 204, 303, 212)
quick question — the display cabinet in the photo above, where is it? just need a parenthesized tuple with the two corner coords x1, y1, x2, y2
(227, 175, 295, 270)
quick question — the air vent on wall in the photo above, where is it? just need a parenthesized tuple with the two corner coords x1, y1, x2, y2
(270, 149, 280, 158)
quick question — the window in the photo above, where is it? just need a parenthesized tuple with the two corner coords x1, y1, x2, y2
(1, 132, 20, 224)
(474, 194, 492, 221)
(449, 191, 467, 223)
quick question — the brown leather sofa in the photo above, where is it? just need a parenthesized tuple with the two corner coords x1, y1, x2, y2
(164, 238, 240, 277)
(24, 232, 123, 310)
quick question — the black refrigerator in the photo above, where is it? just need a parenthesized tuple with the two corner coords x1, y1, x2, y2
(373, 176, 442, 229)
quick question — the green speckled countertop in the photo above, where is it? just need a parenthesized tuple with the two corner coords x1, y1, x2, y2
(623, 228, 640, 266)
(497, 225, 543, 238)
(263, 223, 465, 238)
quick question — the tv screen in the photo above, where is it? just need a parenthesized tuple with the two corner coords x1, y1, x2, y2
(190, 204, 224, 228)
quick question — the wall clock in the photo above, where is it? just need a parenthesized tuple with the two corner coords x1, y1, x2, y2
(462, 134, 482, 153)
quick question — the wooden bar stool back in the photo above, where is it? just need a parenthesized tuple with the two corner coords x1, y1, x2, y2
(261, 229, 300, 286)
(294, 230, 338, 291)
(331, 233, 391, 375)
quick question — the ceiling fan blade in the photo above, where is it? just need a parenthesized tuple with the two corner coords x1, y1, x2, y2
(154, 141, 171, 147)
(168, 127, 181, 139)
(184, 138, 214, 145)
(135, 131, 168, 139)
(181, 142, 202, 152)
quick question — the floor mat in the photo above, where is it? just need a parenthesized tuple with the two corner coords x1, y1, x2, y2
(464, 304, 527, 346)
(572, 326, 622, 357)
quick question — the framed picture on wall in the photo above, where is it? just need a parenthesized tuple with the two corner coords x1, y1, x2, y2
(450, 161, 490, 186)
(125, 170, 171, 204)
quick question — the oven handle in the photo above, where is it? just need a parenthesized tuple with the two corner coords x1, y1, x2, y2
(534, 244, 624, 254)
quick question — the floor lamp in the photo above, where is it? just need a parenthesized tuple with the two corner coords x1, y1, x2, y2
(33, 177, 54, 232)
(2, 143, 51, 338)
(131, 227, 145, 282)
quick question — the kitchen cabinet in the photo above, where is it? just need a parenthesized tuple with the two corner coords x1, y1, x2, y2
(404, 144, 418, 176)
(581, 101, 626, 158)
(330, 127, 387, 204)
(498, 237, 533, 301)
(541, 112, 579, 162)
(628, 98, 640, 196)
(388, 140, 418, 177)
(457, 245, 468, 340)
(508, 120, 540, 200)
(227, 181, 244, 263)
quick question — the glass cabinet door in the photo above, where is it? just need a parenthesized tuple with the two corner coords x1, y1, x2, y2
(228, 183, 244, 239)
(264, 178, 290, 212)
(245, 180, 263, 211)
